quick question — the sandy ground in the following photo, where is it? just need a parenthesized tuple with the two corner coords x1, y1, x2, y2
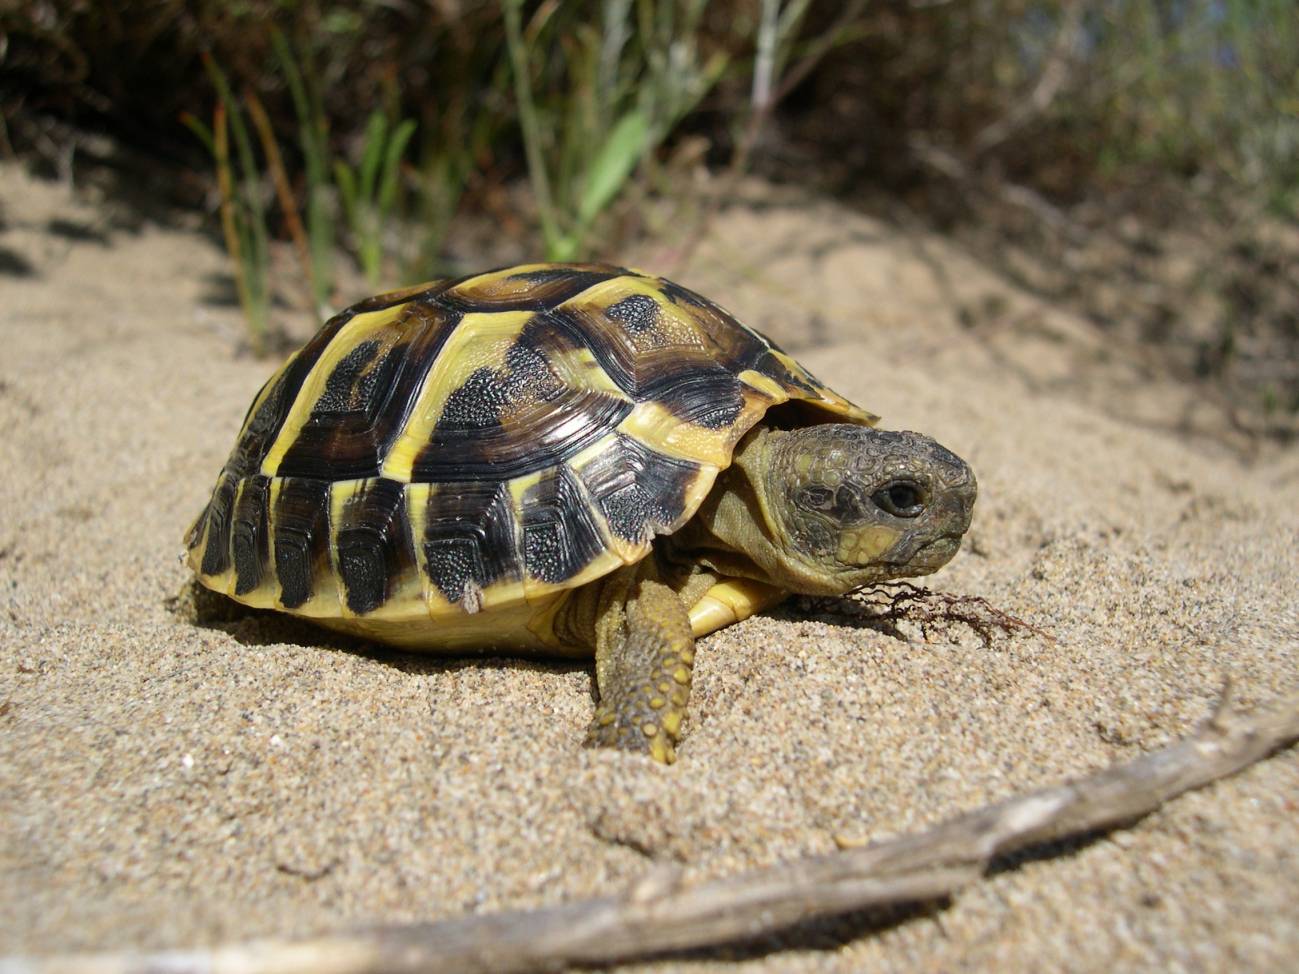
(1, 163, 1296, 971)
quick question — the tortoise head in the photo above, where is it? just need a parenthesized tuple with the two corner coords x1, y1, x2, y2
(760, 424, 976, 591)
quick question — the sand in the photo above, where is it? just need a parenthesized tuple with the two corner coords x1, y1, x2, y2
(0, 164, 1296, 971)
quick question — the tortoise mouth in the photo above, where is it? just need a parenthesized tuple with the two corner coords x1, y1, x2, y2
(889, 533, 963, 576)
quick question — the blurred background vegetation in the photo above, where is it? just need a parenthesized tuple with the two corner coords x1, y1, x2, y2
(1, 0, 1296, 435)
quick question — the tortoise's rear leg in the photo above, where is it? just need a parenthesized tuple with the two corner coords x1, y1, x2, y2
(586, 575, 695, 763)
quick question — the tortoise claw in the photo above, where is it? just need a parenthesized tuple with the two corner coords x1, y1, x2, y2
(585, 705, 678, 763)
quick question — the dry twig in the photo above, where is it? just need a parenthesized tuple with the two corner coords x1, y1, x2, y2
(971, 0, 1083, 155)
(805, 581, 1056, 646)
(907, 136, 1091, 245)
(8, 690, 1297, 974)
(244, 89, 314, 311)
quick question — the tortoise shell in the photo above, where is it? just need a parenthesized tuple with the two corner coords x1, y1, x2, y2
(185, 263, 874, 634)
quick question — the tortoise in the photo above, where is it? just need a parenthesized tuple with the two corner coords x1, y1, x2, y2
(186, 262, 976, 762)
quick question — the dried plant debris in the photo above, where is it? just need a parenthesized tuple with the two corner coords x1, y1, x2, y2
(798, 582, 1055, 647)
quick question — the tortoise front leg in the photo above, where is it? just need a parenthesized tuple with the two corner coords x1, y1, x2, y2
(585, 575, 695, 764)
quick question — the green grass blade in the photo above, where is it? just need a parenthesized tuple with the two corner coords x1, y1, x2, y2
(270, 28, 311, 134)
(180, 112, 215, 156)
(270, 27, 334, 313)
(334, 160, 359, 234)
(212, 104, 255, 350)
(358, 110, 389, 212)
(378, 118, 417, 217)
(503, 0, 563, 255)
(577, 108, 648, 228)
(597, 0, 633, 130)
(202, 54, 271, 353)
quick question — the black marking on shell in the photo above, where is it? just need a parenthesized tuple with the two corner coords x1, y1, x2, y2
(436, 264, 628, 312)
(660, 288, 829, 404)
(315, 339, 386, 413)
(276, 302, 461, 481)
(654, 277, 774, 370)
(225, 312, 354, 478)
(411, 314, 632, 481)
(752, 348, 821, 396)
(547, 284, 768, 433)
(575, 436, 701, 544)
(200, 472, 238, 576)
(272, 477, 331, 609)
(231, 475, 271, 596)
(422, 482, 521, 604)
(655, 278, 706, 309)
(559, 304, 750, 428)
(520, 466, 605, 584)
(604, 294, 660, 335)
(225, 374, 290, 478)
(439, 338, 558, 428)
(646, 367, 746, 430)
(542, 307, 638, 397)
(335, 478, 416, 614)
(654, 278, 749, 338)
(348, 281, 453, 315)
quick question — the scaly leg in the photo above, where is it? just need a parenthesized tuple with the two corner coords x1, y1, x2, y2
(585, 573, 696, 764)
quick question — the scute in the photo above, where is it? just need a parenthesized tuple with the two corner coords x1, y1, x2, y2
(186, 263, 874, 626)
(332, 477, 419, 615)
(414, 480, 522, 610)
(231, 475, 271, 596)
(403, 309, 634, 481)
(271, 477, 331, 610)
(573, 433, 701, 547)
(270, 300, 461, 481)
(438, 262, 628, 311)
(518, 465, 609, 588)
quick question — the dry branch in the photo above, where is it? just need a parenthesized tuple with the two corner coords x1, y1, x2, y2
(244, 89, 314, 311)
(805, 582, 1058, 647)
(10, 689, 1298, 974)
(908, 136, 1090, 245)
(971, 0, 1083, 155)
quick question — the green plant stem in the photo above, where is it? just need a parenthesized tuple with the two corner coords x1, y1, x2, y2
(212, 104, 267, 354)
(272, 26, 335, 316)
(502, 0, 564, 257)
(200, 54, 271, 354)
(246, 89, 314, 309)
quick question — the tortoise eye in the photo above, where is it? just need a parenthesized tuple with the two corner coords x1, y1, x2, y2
(872, 481, 925, 518)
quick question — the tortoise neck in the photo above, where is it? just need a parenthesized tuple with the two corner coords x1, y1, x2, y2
(666, 427, 844, 596)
